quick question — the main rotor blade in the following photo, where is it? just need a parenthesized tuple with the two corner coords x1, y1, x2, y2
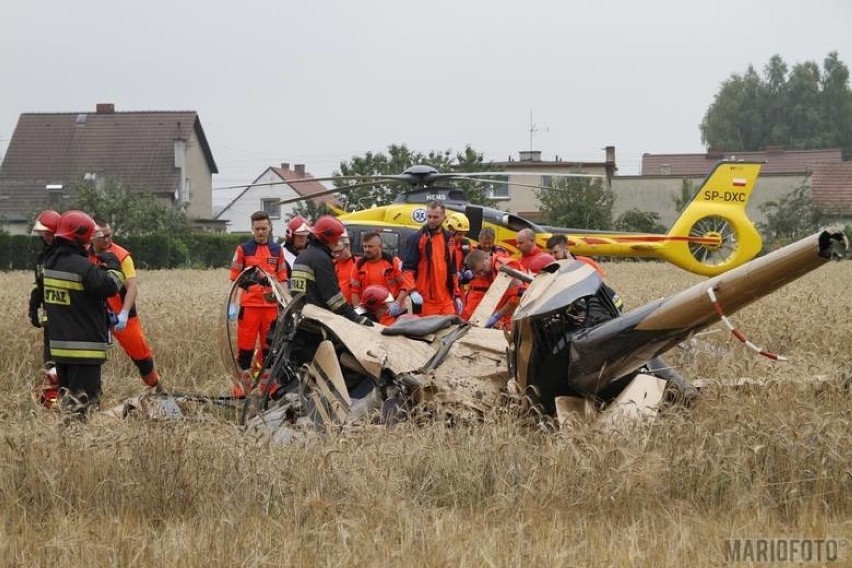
(213, 174, 410, 192)
(448, 171, 606, 179)
(461, 176, 586, 192)
(275, 180, 390, 206)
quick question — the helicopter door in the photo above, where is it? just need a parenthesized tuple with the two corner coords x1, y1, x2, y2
(465, 205, 484, 240)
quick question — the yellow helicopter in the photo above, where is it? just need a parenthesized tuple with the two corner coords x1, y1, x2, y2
(259, 160, 763, 277)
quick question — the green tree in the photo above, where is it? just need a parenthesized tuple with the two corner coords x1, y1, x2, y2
(290, 200, 331, 224)
(536, 176, 613, 230)
(332, 144, 494, 209)
(700, 52, 852, 157)
(673, 178, 694, 211)
(614, 208, 667, 233)
(757, 183, 825, 246)
(62, 176, 192, 238)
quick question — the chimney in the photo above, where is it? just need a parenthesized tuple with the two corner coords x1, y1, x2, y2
(280, 163, 290, 171)
(706, 146, 724, 159)
(294, 164, 306, 176)
(518, 150, 542, 162)
(96, 103, 115, 114)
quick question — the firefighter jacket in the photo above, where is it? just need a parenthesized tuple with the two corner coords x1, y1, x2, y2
(351, 253, 406, 299)
(230, 239, 287, 307)
(43, 241, 124, 364)
(29, 244, 52, 327)
(291, 240, 363, 323)
(401, 226, 459, 304)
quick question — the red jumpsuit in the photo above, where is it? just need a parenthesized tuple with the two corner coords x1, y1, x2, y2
(462, 255, 523, 328)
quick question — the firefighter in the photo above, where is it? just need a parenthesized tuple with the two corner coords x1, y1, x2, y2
(283, 215, 312, 275)
(291, 215, 373, 326)
(29, 210, 60, 363)
(401, 201, 461, 316)
(43, 210, 125, 415)
(30, 210, 61, 408)
(90, 219, 163, 391)
(229, 210, 288, 395)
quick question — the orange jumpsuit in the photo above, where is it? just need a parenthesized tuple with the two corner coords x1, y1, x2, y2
(230, 240, 287, 371)
(350, 253, 407, 301)
(462, 255, 523, 327)
(89, 242, 159, 387)
(402, 227, 459, 316)
(335, 256, 356, 304)
(519, 246, 549, 272)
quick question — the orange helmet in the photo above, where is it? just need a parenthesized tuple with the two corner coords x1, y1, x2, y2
(527, 253, 556, 274)
(286, 215, 312, 240)
(312, 215, 345, 247)
(32, 210, 60, 234)
(55, 210, 96, 244)
(360, 284, 393, 311)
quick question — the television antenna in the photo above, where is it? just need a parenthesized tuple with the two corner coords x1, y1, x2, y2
(529, 110, 549, 151)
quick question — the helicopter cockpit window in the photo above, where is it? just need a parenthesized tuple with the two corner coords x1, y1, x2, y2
(378, 232, 401, 257)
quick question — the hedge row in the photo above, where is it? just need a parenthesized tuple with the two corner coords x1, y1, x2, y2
(0, 233, 249, 270)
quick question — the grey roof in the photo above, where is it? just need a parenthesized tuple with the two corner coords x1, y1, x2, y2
(0, 108, 217, 218)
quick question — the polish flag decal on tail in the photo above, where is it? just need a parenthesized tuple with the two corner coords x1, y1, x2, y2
(732, 178, 747, 187)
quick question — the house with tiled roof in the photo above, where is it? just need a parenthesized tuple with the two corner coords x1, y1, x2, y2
(811, 162, 852, 219)
(215, 163, 335, 233)
(641, 147, 842, 176)
(623, 147, 847, 227)
(0, 103, 219, 234)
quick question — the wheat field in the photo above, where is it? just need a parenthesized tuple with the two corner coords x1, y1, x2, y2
(0, 262, 849, 567)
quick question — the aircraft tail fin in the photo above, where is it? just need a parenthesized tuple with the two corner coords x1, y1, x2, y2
(660, 161, 764, 277)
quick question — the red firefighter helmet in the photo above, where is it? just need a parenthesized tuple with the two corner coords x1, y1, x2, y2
(55, 210, 97, 244)
(527, 253, 557, 274)
(312, 215, 346, 247)
(285, 215, 312, 240)
(360, 284, 393, 311)
(32, 210, 60, 234)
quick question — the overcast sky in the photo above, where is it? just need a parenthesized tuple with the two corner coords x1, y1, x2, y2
(2, 0, 851, 206)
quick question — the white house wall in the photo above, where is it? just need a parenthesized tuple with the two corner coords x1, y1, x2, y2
(185, 131, 214, 220)
(610, 173, 810, 228)
(219, 170, 300, 234)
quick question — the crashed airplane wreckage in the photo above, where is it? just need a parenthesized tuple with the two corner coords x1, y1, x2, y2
(223, 228, 846, 441)
(108, 229, 847, 438)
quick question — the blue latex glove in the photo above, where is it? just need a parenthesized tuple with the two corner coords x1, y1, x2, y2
(115, 309, 130, 331)
(409, 291, 423, 306)
(460, 269, 474, 283)
(454, 297, 464, 315)
(228, 303, 238, 321)
(387, 302, 403, 317)
(484, 313, 500, 329)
